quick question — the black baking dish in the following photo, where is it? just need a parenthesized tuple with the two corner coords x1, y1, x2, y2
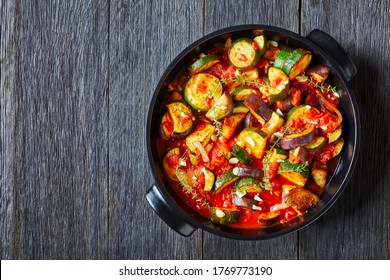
(145, 25, 360, 240)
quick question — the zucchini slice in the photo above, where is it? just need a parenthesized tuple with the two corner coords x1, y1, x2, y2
(286, 104, 319, 129)
(236, 127, 268, 159)
(232, 86, 260, 101)
(331, 138, 344, 158)
(283, 49, 312, 79)
(221, 113, 246, 139)
(305, 136, 327, 151)
(267, 147, 288, 165)
(160, 112, 174, 138)
(166, 102, 194, 136)
(232, 102, 250, 114)
(205, 92, 234, 120)
(267, 67, 290, 103)
(278, 160, 309, 187)
(262, 112, 285, 136)
(213, 169, 238, 194)
(162, 147, 181, 181)
(311, 161, 328, 188)
(188, 54, 220, 75)
(202, 167, 215, 191)
(234, 177, 263, 193)
(274, 47, 293, 69)
(327, 125, 343, 143)
(184, 73, 222, 111)
(185, 123, 215, 155)
(253, 34, 267, 57)
(231, 144, 253, 165)
(229, 38, 260, 70)
(210, 207, 241, 224)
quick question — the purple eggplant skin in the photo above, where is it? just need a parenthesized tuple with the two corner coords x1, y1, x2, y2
(306, 65, 330, 84)
(244, 112, 256, 127)
(279, 129, 315, 150)
(284, 188, 319, 215)
(244, 94, 272, 121)
(232, 195, 257, 209)
(277, 97, 294, 113)
(232, 167, 264, 178)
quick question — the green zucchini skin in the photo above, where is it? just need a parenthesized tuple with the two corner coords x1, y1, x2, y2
(232, 86, 259, 101)
(274, 47, 293, 69)
(231, 144, 253, 165)
(253, 34, 267, 57)
(278, 160, 309, 187)
(210, 207, 241, 224)
(305, 136, 327, 151)
(286, 105, 319, 128)
(327, 125, 343, 143)
(282, 49, 307, 75)
(234, 177, 263, 193)
(205, 93, 234, 121)
(267, 67, 290, 104)
(213, 169, 238, 193)
(165, 102, 194, 137)
(188, 54, 220, 75)
(162, 147, 181, 182)
(202, 167, 215, 191)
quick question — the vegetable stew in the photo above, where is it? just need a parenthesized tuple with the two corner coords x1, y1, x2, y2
(157, 31, 344, 228)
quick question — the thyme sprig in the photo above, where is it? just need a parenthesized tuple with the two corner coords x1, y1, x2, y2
(301, 73, 338, 94)
(278, 160, 309, 174)
(220, 75, 267, 91)
(213, 118, 222, 136)
(175, 152, 211, 209)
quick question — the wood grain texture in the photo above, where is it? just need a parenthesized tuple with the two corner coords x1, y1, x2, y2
(107, 0, 204, 260)
(1, 0, 110, 259)
(204, 0, 301, 33)
(1, 0, 16, 260)
(299, 0, 390, 259)
(202, 0, 300, 260)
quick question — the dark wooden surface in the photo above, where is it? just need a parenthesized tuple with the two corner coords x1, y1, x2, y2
(1, 0, 389, 260)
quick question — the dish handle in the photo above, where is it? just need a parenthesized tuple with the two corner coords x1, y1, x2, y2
(306, 29, 357, 81)
(146, 185, 197, 237)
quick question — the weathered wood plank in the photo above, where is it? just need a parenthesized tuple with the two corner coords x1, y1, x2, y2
(0, 0, 110, 259)
(108, 0, 204, 259)
(204, 0, 300, 33)
(0, 0, 17, 260)
(202, 0, 300, 260)
(299, 0, 390, 259)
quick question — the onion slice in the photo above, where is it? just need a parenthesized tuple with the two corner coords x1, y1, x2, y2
(318, 92, 343, 127)
(270, 203, 289, 212)
(193, 141, 210, 162)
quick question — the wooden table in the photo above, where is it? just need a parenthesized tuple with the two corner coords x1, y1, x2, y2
(1, 0, 389, 260)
